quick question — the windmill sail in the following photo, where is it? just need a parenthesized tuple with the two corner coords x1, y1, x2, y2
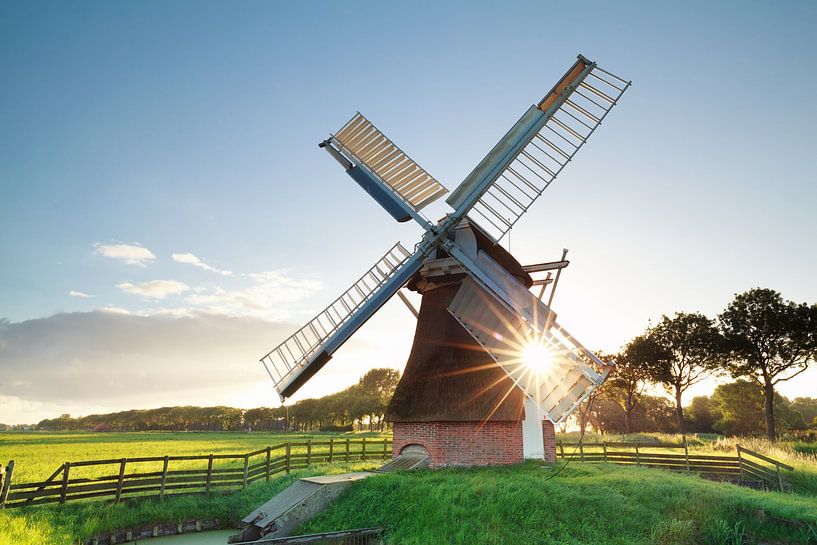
(447, 276, 612, 423)
(260, 242, 423, 398)
(330, 113, 448, 215)
(446, 55, 630, 241)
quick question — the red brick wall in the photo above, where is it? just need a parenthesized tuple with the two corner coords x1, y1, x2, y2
(392, 421, 523, 467)
(542, 420, 557, 463)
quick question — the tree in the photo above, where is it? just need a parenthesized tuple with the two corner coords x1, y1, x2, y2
(602, 349, 651, 434)
(791, 398, 817, 426)
(629, 313, 725, 434)
(718, 288, 817, 441)
(711, 380, 802, 436)
(688, 395, 721, 433)
(356, 368, 401, 430)
(574, 351, 615, 437)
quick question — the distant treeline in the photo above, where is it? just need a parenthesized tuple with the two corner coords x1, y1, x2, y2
(581, 381, 817, 438)
(35, 368, 400, 433)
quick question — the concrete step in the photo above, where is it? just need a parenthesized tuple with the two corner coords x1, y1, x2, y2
(229, 473, 372, 543)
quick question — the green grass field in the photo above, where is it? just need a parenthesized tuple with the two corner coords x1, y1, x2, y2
(303, 462, 817, 545)
(0, 461, 380, 545)
(0, 430, 389, 482)
(2, 431, 816, 545)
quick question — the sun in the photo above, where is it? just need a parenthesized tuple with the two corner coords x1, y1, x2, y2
(521, 341, 553, 376)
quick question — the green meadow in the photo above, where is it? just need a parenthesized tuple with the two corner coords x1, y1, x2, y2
(0, 431, 389, 482)
(1, 431, 816, 545)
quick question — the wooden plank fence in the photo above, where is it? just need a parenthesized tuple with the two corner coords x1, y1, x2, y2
(0, 438, 392, 509)
(556, 439, 794, 492)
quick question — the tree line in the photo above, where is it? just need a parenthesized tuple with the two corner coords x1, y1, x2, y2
(576, 288, 816, 441)
(35, 368, 400, 433)
(27, 288, 817, 441)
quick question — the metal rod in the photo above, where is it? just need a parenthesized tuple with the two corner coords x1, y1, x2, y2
(589, 69, 626, 92)
(547, 249, 569, 308)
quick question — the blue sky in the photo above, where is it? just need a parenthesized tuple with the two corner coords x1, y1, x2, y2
(1, 1, 816, 424)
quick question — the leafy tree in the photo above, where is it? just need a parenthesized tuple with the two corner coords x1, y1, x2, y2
(687, 395, 721, 433)
(718, 288, 817, 440)
(791, 398, 817, 426)
(711, 380, 802, 436)
(629, 313, 724, 434)
(601, 349, 651, 434)
(574, 351, 615, 437)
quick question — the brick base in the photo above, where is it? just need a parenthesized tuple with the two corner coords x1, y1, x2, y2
(392, 421, 523, 468)
(542, 420, 557, 463)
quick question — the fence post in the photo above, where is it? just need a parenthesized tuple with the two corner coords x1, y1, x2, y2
(205, 454, 214, 496)
(558, 442, 564, 459)
(776, 463, 784, 492)
(0, 461, 14, 509)
(602, 442, 608, 463)
(735, 445, 744, 483)
(265, 447, 271, 482)
(362, 438, 367, 461)
(683, 436, 690, 472)
(307, 439, 312, 466)
(60, 462, 70, 504)
(346, 438, 350, 462)
(115, 458, 127, 504)
(329, 439, 334, 463)
(285, 443, 291, 474)
(634, 443, 640, 467)
(242, 455, 249, 489)
(160, 456, 169, 500)
(579, 443, 584, 461)
(383, 438, 388, 459)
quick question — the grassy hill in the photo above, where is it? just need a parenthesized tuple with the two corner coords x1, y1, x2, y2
(300, 462, 817, 545)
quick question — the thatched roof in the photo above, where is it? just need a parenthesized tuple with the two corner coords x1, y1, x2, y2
(387, 222, 533, 422)
(386, 283, 526, 422)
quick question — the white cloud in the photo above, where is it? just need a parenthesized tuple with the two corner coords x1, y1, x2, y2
(69, 290, 93, 298)
(95, 243, 156, 266)
(172, 252, 233, 276)
(97, 306, 132, 315)
(186, 270, 321, 320)
(117, 280, 190, 299)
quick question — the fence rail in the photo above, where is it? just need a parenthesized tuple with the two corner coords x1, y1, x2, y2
(0, 438, 392, 509)
(556, 439, 794, 492)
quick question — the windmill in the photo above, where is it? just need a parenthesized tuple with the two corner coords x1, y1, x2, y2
(260, 54, 630, 466)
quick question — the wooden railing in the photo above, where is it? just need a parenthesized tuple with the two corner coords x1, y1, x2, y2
(556, 440, 794, 492)
(0, 438, 392, 509)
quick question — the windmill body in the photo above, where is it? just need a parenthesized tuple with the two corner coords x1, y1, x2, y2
(260, 55, 630, 466)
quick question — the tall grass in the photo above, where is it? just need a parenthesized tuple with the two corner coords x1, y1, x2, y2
(555, 431, 817, 497)
(300, 461, 817, 545)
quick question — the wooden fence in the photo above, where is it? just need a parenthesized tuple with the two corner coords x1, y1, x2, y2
(0, 437, 392, 509)
(556, 439, 794, 491)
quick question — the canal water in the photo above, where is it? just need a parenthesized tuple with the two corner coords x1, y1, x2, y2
(125, 529, 235, 544)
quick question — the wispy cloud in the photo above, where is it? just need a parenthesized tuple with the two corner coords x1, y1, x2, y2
(95, 243, 156, 266)
(117, 280, 190, 299)
(96, 306, 132, 315)
(186, 270, 321, 320)
(68, 290, 93, 298)
(172, 253, 233, 276)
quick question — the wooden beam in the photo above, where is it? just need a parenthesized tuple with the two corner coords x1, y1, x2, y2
(522, 260, 570, 273)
